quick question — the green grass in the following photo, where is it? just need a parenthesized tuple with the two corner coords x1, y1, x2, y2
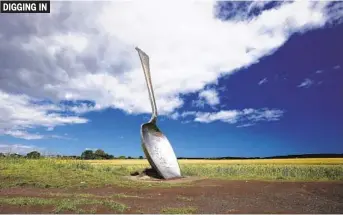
(0, 158, 342, 189)
(181, 164, 343, 181)
(161, 206, 197, 214)
(0, 158, 147, 188)
(0, 197, 128, 213)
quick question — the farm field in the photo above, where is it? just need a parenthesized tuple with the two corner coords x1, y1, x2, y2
(85, 157, 343, 165)
(0, 158, 342, 213)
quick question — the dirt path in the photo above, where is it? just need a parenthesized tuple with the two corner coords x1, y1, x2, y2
(1, 179, 343, 214)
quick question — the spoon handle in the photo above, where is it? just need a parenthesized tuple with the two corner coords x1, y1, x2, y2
(136, 47, 158, 123)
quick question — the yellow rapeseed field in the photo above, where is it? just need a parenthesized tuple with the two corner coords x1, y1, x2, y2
(83, 158, 343, 165)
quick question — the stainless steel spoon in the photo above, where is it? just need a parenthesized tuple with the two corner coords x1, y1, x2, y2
(136, 47, 182, 179)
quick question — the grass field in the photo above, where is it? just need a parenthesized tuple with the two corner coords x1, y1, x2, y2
(85, 158, 343, 165)
(1, 158, 342, 189)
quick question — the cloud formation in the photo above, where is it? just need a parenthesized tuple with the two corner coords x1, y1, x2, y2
(192, 89, 220, 108)
(333, 65, 341, 70)
(199, 89, 220, 106)
(0, 91, 88, 139)
(298, 78, 314, 88)
(171, 108, 284, 127)
(258, 78, 268, 85)
(193, 108, 284, 125)
(0, 1, 342, 139)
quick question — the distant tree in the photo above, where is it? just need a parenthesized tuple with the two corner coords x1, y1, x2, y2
(0, 153, 5, 157)
(26, 151, 41, 159)
(138, 156, 144, 159)
(106, 154, 114, 159)
(127, 156, 132, 159)
(94, 149, 107, 159)
(9, 153, 23, 158)
(118, 155, 126, 159)
(81, 149, 115, 160)
(81, 150, 95, 160)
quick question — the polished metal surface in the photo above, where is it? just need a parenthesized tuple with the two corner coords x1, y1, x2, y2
(136, 47, 181, 179)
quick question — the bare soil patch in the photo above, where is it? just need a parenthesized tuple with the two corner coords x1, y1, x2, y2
(124, 175, 203, 184)
(1, 179, 343, 214)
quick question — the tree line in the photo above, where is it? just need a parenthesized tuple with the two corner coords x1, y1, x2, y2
(0, 151, 41, 159)
(80, 149, 143, 160)
(0, 149, 145, 160)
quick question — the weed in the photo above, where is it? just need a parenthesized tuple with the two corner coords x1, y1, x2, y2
(161, 206, 197, 214)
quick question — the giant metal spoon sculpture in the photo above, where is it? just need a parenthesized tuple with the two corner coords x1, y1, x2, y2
(136, 47, 182, 179)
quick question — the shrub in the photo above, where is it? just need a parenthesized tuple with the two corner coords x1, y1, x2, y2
(26, 151, 41, 159)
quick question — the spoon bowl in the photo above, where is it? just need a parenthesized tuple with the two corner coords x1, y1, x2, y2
(141, 122, 181, 179)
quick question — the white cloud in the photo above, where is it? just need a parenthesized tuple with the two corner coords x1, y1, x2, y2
(169, 112, 180, 120)
(298, 78, 314, 88)
(0, 90, 88, 139)
(0, 143, 43, 155)
(236, 123, 255, 128)
(46, 127, 54, 131)
(315, 70, 323, 74)
(177, 108, 284, 126)
(181, 120, 192, 124)
(195, 110, 240, 123)
(333, 65, 341, 70)
(192, 89, 220, 108)
(258, 77, 268, 85)
(199, 89, 220, 106)
(50, 134, 77, 141)
(0, 1, 341, 136)
(217, 86, 227, 92)
(325, 1, 343, 25)
(168, 111, 197, 120)
(192, 99, 205, 109)
(181, 111, 197, 118)
(3, 130, 43, 140)
(246, 108, 284, 122)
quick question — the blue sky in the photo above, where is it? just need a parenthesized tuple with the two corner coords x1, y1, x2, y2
(0, 1, 342, 157)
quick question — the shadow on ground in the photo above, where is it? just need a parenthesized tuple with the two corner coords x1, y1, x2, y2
(130, 168, 164, 179)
